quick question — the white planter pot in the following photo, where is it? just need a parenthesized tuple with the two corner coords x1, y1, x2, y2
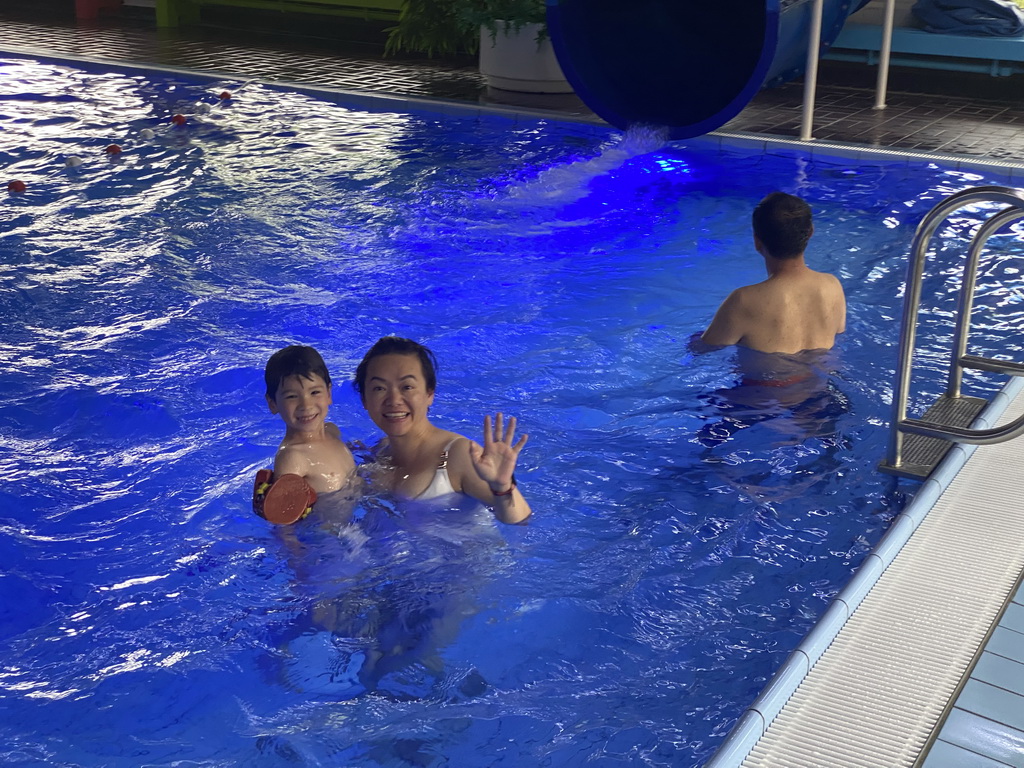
(478, 22, 573, 94)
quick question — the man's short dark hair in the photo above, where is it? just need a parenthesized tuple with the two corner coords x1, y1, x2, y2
(264, 345, 331, 399)
(354, 336, 438, 400)
(752, 192, 813, 259)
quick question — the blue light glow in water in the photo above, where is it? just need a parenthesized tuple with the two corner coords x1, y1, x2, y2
(1, 56, 1023, 767)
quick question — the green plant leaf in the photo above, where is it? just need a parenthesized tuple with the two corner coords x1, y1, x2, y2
(385, 0, 546, 56)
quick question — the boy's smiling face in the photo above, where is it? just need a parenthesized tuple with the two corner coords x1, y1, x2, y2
(267, 373, 332, 434)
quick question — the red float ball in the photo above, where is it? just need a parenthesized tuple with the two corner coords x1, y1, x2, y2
(218, 91, 232, 100)
(171, 114, 187, 126)
(7, 179, 26, 193)
(105, 143, 123, 155)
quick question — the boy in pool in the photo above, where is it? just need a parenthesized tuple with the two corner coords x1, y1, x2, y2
(253, 345, 357, 524)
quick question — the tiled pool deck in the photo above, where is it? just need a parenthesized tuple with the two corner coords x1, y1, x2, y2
(6, 1, 1024, 162)
(4, 3, 1024, 766)
(929, 581, 1024, 767)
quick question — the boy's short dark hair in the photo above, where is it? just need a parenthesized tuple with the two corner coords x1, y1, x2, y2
(354, 336, 438, 400)
(752, 192, 813, 259)
(265, 345, 331, 399)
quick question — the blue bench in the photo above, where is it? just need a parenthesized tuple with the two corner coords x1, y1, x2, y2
(826, 21, 1024, 76)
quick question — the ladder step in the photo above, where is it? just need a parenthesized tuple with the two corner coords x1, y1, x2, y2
(960, 355, 1024, 377)
(878, 394, 988, 479)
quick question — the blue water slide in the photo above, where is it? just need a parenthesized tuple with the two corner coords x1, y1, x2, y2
(546, 0, 870, 140)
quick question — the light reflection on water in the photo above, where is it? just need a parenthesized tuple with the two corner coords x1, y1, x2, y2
(1, 56, 1023, 767)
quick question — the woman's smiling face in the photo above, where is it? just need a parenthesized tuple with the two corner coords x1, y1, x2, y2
(362, 353, 435, 437)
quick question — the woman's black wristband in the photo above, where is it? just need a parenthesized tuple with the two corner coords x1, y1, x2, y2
(492, 474, 517, 497)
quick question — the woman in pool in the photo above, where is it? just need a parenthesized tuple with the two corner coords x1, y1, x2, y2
(354, 336, 532, 524)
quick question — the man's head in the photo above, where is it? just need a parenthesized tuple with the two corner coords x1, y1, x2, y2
(354, 336, 437, 402)
(264, 345, 331, 401)
(752, 192, 813, 259)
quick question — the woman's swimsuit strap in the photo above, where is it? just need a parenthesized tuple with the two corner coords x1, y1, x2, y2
(414, 437, 462, 500)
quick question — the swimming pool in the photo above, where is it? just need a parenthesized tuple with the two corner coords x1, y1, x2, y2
(2, 55, 1023, 767)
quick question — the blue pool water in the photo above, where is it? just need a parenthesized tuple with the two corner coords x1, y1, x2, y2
(2, 56, 1023, 767)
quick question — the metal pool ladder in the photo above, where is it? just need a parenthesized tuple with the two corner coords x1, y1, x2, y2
(879, 185, 1024, 480)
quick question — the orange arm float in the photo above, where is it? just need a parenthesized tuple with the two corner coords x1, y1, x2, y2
(252, 469, 317, 524)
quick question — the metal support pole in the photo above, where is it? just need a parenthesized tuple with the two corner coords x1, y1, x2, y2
(873, 0, 897, 109)
(800, 0, 825, 141)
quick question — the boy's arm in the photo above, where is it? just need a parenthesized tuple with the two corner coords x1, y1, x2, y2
(256, 447, 319, 524)
(700, 289, 746, 348)
(326, 422, 341, 440)
(272, 445, 312, 479)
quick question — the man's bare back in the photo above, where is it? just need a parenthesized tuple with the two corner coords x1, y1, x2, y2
(700, 192, 846, 356)
(702, 262, 845, 354)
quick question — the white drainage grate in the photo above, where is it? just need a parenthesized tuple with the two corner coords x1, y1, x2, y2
(739, 387, 1024, 768)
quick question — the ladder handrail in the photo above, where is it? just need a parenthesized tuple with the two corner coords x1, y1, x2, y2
(886, 185, 1024, 471)
(947, 205, 1024, 398)
(901, 412, 1024, 445)
(959, 355, 1024, 377)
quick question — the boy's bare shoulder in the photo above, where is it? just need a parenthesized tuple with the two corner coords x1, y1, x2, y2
(273, 440, 316, 476)
(274, 433, 356, 494)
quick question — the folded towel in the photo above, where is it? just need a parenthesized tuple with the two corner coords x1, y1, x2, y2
(912, 0, 1024, 35)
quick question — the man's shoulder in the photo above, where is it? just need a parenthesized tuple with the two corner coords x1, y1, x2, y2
(700, 283, 760, 348)
(816, 270, 847, 305)
(715, 282, 754, 304)
(727, 281, 770, 307)
(810, 267, 844, 289)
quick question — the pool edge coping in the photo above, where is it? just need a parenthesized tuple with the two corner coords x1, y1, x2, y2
(702, 374, 1024, 768)
(4, 42, 1024, 178)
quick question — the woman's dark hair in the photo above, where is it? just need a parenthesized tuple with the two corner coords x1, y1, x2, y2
(354, 336, 438, 400)
(264, 345, 331, 399)
(752, 191, 813, 259)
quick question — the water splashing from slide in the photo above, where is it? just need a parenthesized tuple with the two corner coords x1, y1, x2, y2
(506, 124, 669, 204)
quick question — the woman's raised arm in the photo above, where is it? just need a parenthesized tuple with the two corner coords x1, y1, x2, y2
(463, 413, 531, 524)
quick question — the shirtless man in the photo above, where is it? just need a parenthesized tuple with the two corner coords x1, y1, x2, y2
(700, 192, 846, 355)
